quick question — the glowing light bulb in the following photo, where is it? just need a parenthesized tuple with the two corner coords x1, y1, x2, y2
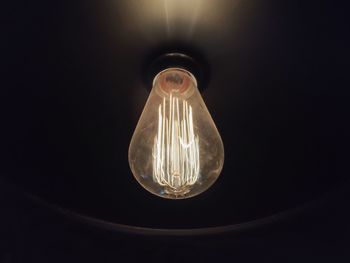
(129, 68, 224, 199)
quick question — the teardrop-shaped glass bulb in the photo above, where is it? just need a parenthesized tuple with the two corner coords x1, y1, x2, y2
(129, 68, 224, 199)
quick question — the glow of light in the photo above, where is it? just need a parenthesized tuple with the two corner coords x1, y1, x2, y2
(112, 0, 242, 42)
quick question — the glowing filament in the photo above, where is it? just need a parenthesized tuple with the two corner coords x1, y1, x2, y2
(152, 94, 200, 191)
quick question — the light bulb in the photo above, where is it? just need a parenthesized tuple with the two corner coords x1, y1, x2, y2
(129, 68, 224, 199)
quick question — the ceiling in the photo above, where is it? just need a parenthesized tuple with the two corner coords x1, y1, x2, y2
(1, 0, 349, 230)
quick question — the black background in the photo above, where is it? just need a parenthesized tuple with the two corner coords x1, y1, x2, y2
(1, 0, 350, 261)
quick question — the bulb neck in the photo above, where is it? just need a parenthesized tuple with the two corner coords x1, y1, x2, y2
(146, 53, 208, 92)
(155, 68, 197, 97)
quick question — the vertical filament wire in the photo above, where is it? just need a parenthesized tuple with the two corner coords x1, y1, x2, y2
(152, 94, 200, 190)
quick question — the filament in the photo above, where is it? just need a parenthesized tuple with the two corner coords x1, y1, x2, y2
(152, 94, 200, 191)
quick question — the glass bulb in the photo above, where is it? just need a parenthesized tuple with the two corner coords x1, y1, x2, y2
(129, 68, 224, 199)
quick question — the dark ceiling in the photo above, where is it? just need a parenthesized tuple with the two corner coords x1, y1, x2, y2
(1, 0, 350, 231)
